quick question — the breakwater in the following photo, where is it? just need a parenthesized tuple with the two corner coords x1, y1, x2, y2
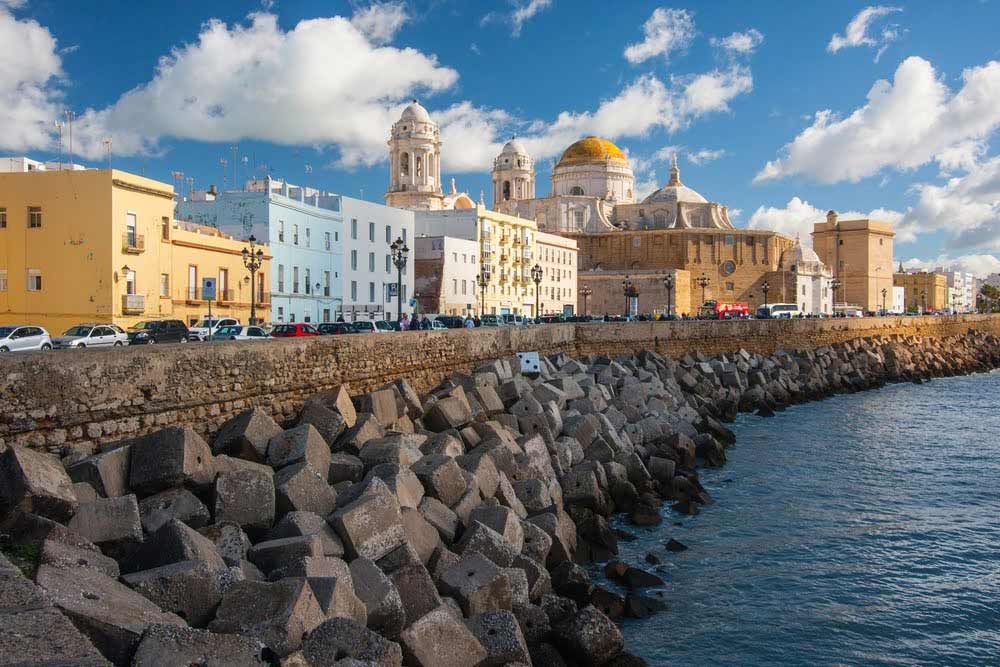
(2, 329, 999, 665)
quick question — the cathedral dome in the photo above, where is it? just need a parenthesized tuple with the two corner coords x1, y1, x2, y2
(400, 100, 432, 123)
(556, 136, 628, 167)
(781, 237, 822, 269)
(641, 153, 707, 204)
(502, 138, 529, 156)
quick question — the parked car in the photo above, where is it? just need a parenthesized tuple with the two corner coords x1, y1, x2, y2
(756, 303, 801, 319)
(209, 325, 270, 341)
(318, 322, 356, 335)
(480, 314, 505, 327)
(502, 314, 527, 326)
(53, 324, 129, 348)
(434, 315, 466, 329)
(270, 323, 320, 338)
(430, 319, 448, 331)
(127, 320, 190, 345)
(350, 321, 379, 334)
(188, 317, 240, 341)
(0, 325, 52, 352)
(374, 320, 398, 332)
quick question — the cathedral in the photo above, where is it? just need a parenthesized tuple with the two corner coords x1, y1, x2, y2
(386, 101, 833, 316)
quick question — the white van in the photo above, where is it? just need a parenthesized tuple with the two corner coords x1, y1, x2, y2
(757, 303, 801, 319)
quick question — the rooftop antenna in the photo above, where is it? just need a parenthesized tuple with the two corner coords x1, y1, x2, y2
(53, 120, 65, 170)
(171, 171, 185, 201)
(64, 110, 75, 168)
(242, 155, 249, 190)
(186, 176, 195, 199)
(102, 138, 112, 169)
(219, 157, 228, 190)
(230, 145, 238, 191)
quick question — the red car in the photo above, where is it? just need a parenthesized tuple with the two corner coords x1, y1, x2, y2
(269, 323, 320, 338)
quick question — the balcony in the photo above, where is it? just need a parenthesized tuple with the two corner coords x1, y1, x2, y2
(122, 233, 145, 254)
(513, 237, 521, 245)
(122, 294, 145, 314)
(500, 254, 509, 263)
(481, 231, 492, 241)
(499, 235, 510, 245)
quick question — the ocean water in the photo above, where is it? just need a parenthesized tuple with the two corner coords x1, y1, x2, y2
(602, 371, 1000, 666)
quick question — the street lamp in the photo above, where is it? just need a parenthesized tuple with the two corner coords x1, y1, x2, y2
(881, 287, 888, 314)
(390, 237, 409, 324)
(579, 285, 592, 317)
(530, 264, 543, 319)
(830, 278, 842, 312)
(622, 275, 633, 318)
(662, 274, 674, 318)
(477, 264, 491, 316)
(241, 235, 265, 325)
(761, 280, 770, 312)
(696, 273, 711, 306)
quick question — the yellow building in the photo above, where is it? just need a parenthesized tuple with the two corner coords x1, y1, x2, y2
(0, 163, 270, 333)
(894, 271, 948, 313)
(812, 211, 894, 313)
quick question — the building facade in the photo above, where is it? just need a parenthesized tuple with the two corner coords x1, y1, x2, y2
(414, 236, 479, 316)
(812, 212, 895, 313)
(775, 237, 834, 315)
(935, 269, 977, 313)
(535, 231, 577, 316)
(0, 161, 269, 332)
(177, 177, 341, 324)
(894, 270, 948, 313)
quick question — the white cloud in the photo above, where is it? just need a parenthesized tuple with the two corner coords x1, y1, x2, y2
(350, 1, 408, 45)
(747, 196, 902, 242)
(680, 65, 752, 115)
(69, 12, 457, 166)
(710, 28, 763, 55)
(755, 57, 1000, 184)
(0, 0, 28, 8)
(687, 148, 726, 165)
(434, 102, 511, 173)
(0, 4, 63, 152)
(624, 8, 695, 64)
(469, 42, 481, 55)
(827, 5, 902, 60)
(900, 254, 1000, 277)
(634, 171, 660, 201)
(483, 0, 552, 38)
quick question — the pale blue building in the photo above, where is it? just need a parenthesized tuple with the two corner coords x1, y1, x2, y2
(177, 177, 344, 324)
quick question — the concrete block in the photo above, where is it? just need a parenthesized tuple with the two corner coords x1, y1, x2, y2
(457, 449, 500, 499)
(67, 445, 131, 498)
(377, 545, 442, 629)
(349, 556, 406, 639)
(401, 506, 441, 565)
(513, 479, 554, 516)
(0, 445, 78, 522)
(267, 424, 332, 480)
(513, 554, 552, 602)
(198, 522, 251, 567)
(400, 606, 487, 667)
(125, 519, 226, 574)
(128, 426, 215, 495)
(212, 407, 282, 462)
(330, 478, 406, 561)
(307, 574, 366, 624)
(467, 609, 530, 666)
(417, 496, 460, 544)
(423, 396, 473, 432)
(131, 624, 268, 667)
(359, 435, 422, 470)
(302, 618, 403, 667)
(469, 502, 524, 553)
(122, 560, 227, 628)
(248, 535, 322, 575)
(274, 462, 338, 518)
(328, 452, 364, 484)
(439, 552, 512, 617)
(411, 454, 467, 507)
(552, 605, 624, 666)
(305, 385, 357, 429)
(363, 463, 425, 509)
(336, 412, 384, 454)
(359, 387, 401, 427)
(138, 488, 210, 534)
(214, 466, 276, 534)
(268, 511, 344, 558)
(494, 472, 527, 519)
(39, 536, 120, 578)
(67, 494, 142, 548)
(520, 519, 553, 565)
(0, 606, 112, 667)
(297, 400, 347, 448)
(421, 432, 465, 458)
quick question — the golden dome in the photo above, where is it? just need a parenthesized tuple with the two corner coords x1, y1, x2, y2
(556, 136, 628, 167)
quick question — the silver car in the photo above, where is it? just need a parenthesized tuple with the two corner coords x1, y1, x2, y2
(0, 325, 52, 352)
(53, 324, 129, 349)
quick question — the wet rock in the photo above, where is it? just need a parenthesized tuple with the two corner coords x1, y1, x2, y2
(625, 591, 667, 619)
(665, 538, 688, 552)
(590, 586, 626, 620)
(623, 566, 664, 590)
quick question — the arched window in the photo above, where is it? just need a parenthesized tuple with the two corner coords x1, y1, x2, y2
(570, 186, 584, 196)
(415, 155, 423, 178)
(400, 153, 409, 177)
(503, 181, 511, 201)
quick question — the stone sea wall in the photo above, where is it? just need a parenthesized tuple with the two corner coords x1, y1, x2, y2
(2, 315, 998, 454)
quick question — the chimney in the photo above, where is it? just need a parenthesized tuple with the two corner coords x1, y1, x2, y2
(826, 210, 838, 225)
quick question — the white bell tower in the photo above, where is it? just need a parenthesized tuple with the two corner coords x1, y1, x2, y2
(385, 100, 444, 210)
(491, 137, 535, 214)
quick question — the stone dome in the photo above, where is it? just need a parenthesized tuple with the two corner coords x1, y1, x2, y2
(641, 153, 708, 204)
(781, 236, 822, 269)
(501, 137, 529, 156)
(556, 136, 629, 168)
(399, 100, 432, 123)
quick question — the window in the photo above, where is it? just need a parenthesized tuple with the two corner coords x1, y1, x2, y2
(386, 255, 391, 273)
(573, 210, 584, 227)
(453, 252, 458, 263)
(838, 239, 844, 246)
(0, 208, 6, 229)
(27, 207, 42, 228)
(453, 279, 458, 295)
(369, 222, 375, 242)
(726, 282, 734, 291)
(305, 227, 311, 247)
(278, 221, 285, 242)
(161, 216, 169, 240)
(324, 232, 331, 250)
(125, 270, 136, 295)
(725, 235, 735, 246)
(386, 225, 392, 243)
(369, 282, 375, 302)
(369, 252, 375, 272)
(126, 212, 137, 246)
(351, 250, 358, 271)
(27, 268, 42, 291)
(323, 309, 331, 322)
(218, 268, 228, 298)
(462, 280, 467, 295)
(351, 281, 357, 300)
(291, 313, 296, 322)
(324, 271, 331, 296)
(402, 228, 407, 244)
(293, 224, 299, 245)
(277, 306, 284, 322)
(351, 219, 358, 239)
(277, 264, 285, 292)
(293, 266, 300, 294)
(305, 269, 311, 294)
(160, 273, 169, 297)
(570, 186, 584, 196)
(334, 231, 339, 242)
(802, 285, 807, 296)
(0, 269, 7, 291)
(188, 265, 197, 299)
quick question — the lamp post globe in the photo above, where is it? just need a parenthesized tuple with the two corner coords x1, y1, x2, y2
(579, 285, 592, 317)
(761, 280, 770, 311)
(621, 275, 634, 318)
(530, 263, 543, 319)
(241, 234, 265, 325)
(390, 237, 409, 324)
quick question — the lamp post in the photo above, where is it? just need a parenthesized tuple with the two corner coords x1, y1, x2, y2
(579, 285, 592, 317)
(621, 275, 633, 318)
(921, 288, 927, 314)
(530, 264, 543, 319)
(881, 287, 888, 315)
(477, 265, 490, 316)
(761, 280, 770, 312)
(241, 235, 265, 325)
(696, 273, 711, 307)
(662, 274, 674, 318)
(390, 237, 409, 324)
(830, 277, 842, 314)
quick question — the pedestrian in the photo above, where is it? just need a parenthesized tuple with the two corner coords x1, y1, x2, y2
(465, 316, 475, 328)
(420, 315, 432, 330)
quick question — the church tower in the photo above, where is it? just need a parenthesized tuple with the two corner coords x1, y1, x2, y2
(491, 137, 535, 215)
(385, 100, 444, 210)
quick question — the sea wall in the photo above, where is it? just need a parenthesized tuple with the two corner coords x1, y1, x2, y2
(3, 314, 998, 454)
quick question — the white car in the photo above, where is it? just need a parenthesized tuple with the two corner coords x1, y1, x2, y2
(188, 317, 240, 341)
(53, 323, 129, 349)
(209, 325, 271, 341)
(430, 319, 448, 331)
(350, 321, 380, 334)
(0, 325, 52, 352)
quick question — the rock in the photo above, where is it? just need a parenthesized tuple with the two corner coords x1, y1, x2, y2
(213, 466, 277, 536)
(274, 462, 338, 518)
(590, 586, 626, 620)
(551, 561, 594, 604)
(125, 519, 226, 574)
(267, 424, 332, 479)
(209, 578, 325, 658)
(330, 479, 406, 561)
(67, 445, 132, 498)
(526, 511, 576, 566)
(417, 496, 460, 544)
(328, 452, 364, 484)
(400, 507, 441, 565)
(359, 436, 422, 470)
(198, 522, 251, 567)
(36, 564, 185, 666)
(400, 606, 488, 667)
(297, 401, 348, 448)
(307, 572, 366, 624)
(39, 537, 120, 578)
(410, 455, 467, 507)
(0, 605, 112, 667)
(67, 494, 142, 548)
(121, 560, 227, 628)
(0, 445, 79, 522)
(337, 412, 384, 454)
(423, 396, 473, 432)
(439, 551, 512, 616)
(247, 534, 322, 574)
(520, 520, 553, 564)
(128, 427, 215, 495)
(456, 520, 519, 568)
(630, 503, 662, 527)
(644, 552, 661, 565)
(363, 464, 425, 509)
(467, 609, 531, 666)
(267, 511, 344, 558)
(552, 605, 624, 667)
(625, 591, 667, 619)
(469, 502, 524, 553)
(457, 450, 500, 499)
(359, 387, 401, 427)
(512, 602, 550, 645)
(377, 544, 442, 628)
(623, 566, 664, 590)
(212, 407, 283, 462)
(131, 623, 268, 667)
(665, 538, 688, 552)
(306, 385, 357, 429)
(302, 618, 403, 667)
(349, 557, 406, 639)
(138, 488, 210, 534)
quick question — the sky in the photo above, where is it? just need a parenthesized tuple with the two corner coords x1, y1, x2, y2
(2, 0, 1000, 276)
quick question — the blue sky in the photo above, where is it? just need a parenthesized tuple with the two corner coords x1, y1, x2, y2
(2, 0, 1000, 274)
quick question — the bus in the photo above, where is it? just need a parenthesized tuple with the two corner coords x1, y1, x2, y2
(756, 303, 801, 319)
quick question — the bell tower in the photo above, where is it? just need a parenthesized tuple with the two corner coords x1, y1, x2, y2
(386, 100, 444, 210)
(491, 137, 535, 215)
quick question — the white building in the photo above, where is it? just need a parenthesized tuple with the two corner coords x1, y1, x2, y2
(339, 197, 415, 322)
(935, 268, 977, 313)
(891, 286, 905, 314)
(779, 237, 834, 316)
(414, 236, 480, 316)
(536, 231, 577, 316)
